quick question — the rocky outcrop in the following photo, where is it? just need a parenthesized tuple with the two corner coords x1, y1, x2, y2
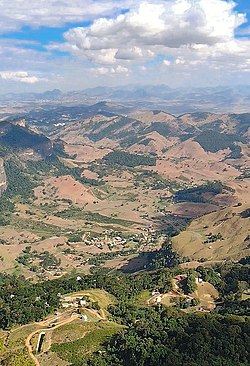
(0, 158, 7, 196)
(0, 121, 54, 158)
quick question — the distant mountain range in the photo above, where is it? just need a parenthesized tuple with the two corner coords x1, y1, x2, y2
(0, 84, 250, 115)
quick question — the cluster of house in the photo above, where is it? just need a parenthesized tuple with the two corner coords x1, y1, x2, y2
(149, 275, 204, 306)
(139, 227, 159, 247)
(83, 230, 127, 249)
(82, 227, 159, 252)
(59, 294, 89, 321)
(60, 294, 87, 309)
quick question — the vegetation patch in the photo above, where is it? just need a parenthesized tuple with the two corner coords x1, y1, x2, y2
(51, 322, 123, 365)
(194, 130, 242, 152)
(91, 306, 250, 366)
(103, 150, 156, 167)
(16, 246, 61, 272)
(1, 348, 35, 366)
(55, 207, 135, 227)
(174, 181, 223, 204)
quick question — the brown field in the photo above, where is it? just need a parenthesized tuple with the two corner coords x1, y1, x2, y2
(192, 282, 219, 310)
(64, 144, 111, 162)
(169, 202, 219, 218)
(34, 175, 97, 206)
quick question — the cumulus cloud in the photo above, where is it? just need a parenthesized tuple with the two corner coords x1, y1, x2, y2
(0, 0, 249, 90)
(0, 71, 42, 83)
(0, 0, 133, 32)
(59, 0, 246, 65)
(94, 65, 129, 75)
(163, 60, 171, 66)
(111, 65, 129, 73)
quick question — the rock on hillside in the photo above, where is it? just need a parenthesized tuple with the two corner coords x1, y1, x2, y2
(0, 158, 7, 196)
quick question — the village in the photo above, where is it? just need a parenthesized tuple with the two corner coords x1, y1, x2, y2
(61, 227, 163, 269)
(80, 227, 160, 251)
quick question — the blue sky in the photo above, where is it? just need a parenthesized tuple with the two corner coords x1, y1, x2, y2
(0, 0, 249, 92)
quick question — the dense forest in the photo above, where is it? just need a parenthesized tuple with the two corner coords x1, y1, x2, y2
(174, 181, 224, 203)
(88, 306, 250, 366)
(194, 130, 242, 153)
(103, 151, 156, 167)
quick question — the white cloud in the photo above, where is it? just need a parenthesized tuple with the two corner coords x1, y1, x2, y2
(111, 65, 129, 73)
(60, 0, 246, 65)
(163, 60, 171, 66)
(94, 65, 129, 75)
(0, 71, 42, 83)
(0, 0, 133, 32)
(0, 0, 249, 90)
(175, 58, 185, 65)
(95, 67, 109, 75)
(115, 47, 154, 60)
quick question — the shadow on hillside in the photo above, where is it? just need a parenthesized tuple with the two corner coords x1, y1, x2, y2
(119, 253, 152, 273)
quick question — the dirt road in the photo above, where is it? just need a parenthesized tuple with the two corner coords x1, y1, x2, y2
(25, 314, 79, 366)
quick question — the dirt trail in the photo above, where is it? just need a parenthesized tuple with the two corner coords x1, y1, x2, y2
(85, 308, 106, 320)
(25, 314, 78, 366)
(25, 330, 41, 366)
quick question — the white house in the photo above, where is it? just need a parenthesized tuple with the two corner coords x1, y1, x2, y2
(79, 299, 87, 306)
(81, 314, 88, 321)
(155, 296, 162, 303)
(151, 290, 160, 296)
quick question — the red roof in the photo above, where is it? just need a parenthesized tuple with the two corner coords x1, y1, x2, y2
(175, 275, 185, 281)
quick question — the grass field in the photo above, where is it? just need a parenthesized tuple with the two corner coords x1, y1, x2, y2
(51, 321, 124, 365)
(65, 289, 116, 309)
(242, 292, 250, 301)
(52, 321, 97, 344)
(135, 281, 219, 310)
(7, 325, 40, 349)
(10, 215, 69, 238)
(172, 204, 250, 262)
(134, 290, 151, 306)
(160, 295, 174, 306)
(0, 336, 5, 356)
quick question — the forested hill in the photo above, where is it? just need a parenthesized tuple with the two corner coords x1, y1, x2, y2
(0, 262, 249, 365)
(0, 120, 54, 157)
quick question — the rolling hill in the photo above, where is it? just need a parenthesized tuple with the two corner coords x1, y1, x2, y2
(0, 109, 249, 278)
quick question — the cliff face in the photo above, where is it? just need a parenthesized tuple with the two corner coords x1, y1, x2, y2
(0, 121, 54, 158)
(0, 159, 7, 196)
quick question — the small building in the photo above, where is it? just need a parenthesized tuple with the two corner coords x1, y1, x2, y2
(175, 275, 186, 282)
(62, 302, 72, 308)
(155, 296, 162, 303)
(79, 299, 87, 306)
(195, 277, 203, 284)
(151, 290, 160, 296)
(81, 314, 88, 321)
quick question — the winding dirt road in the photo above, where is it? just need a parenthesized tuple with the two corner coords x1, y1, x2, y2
(25, 314, 79, 366)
